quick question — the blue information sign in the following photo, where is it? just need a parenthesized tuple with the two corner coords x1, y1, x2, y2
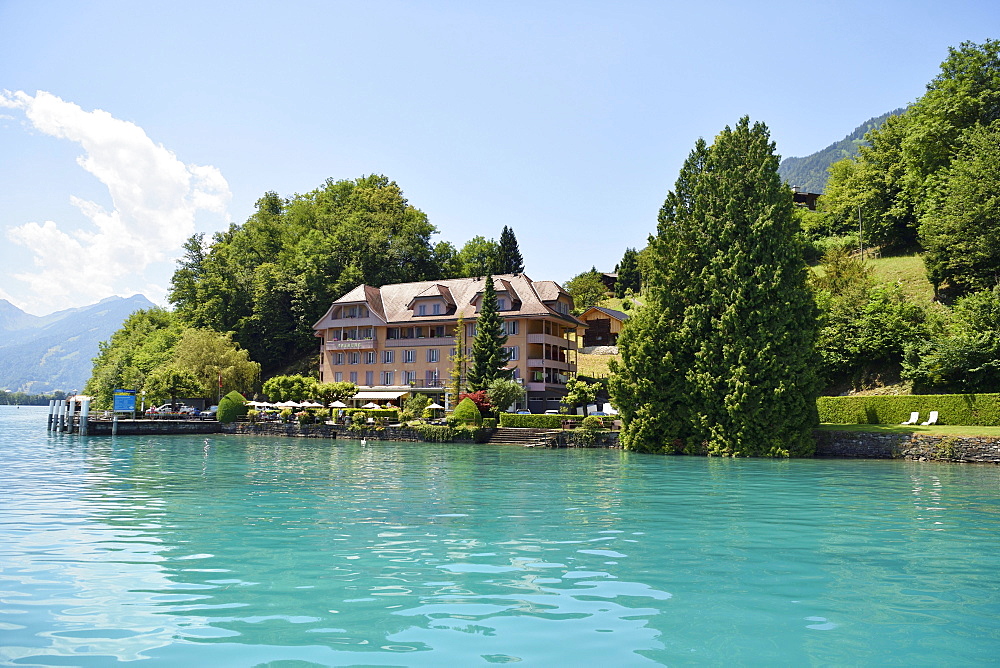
(113, 389, 136, 412)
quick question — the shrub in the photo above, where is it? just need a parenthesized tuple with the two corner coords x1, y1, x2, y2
(482, 417, 497, 429)
(816, 393, 1000, 426)
(247, 409, 259, 423)
(580, 415, 604, 430)
(279, 408, 293, 422)
(216, 391, 248, 424)
(499, 414, 584, 429)
(452, 397, 482, 426)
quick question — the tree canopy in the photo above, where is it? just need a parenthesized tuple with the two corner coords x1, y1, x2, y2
(168, 175, 443, 373)
(821, 39, 1000, 268)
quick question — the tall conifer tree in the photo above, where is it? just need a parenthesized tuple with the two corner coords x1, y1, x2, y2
(496, 226, 525, 274)
(467, 274, 511, 390)
(610, 117, 820, 456)
(614, 247, 642, 297)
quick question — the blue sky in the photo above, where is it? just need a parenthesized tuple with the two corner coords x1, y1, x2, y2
(1, 0, 995, 315)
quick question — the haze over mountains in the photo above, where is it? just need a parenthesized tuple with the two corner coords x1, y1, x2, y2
(0, 295, 155, 393)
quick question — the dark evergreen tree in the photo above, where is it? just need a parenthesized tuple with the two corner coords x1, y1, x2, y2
(467, 274, 511, 390)
(610, 117, 820, 457)
(496, 225, 524, 274)
(614, 247, 641, 298)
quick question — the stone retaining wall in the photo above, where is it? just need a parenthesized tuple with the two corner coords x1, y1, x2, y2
(85, 419, 222, 436)
(814, 430, 1000, 463)
(220, 423, 1000, 463)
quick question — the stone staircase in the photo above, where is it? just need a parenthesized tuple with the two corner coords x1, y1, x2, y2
(486, 427, 561, 448)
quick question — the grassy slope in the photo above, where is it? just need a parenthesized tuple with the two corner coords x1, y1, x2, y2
(866, 254, 934, 305)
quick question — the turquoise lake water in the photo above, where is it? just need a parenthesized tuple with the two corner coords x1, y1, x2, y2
(2, 405, 999, 666)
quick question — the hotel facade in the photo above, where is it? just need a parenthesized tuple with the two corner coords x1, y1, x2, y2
(312, 274, 585, 411)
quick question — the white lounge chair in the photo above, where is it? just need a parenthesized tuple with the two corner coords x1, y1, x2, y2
(921, 411, 939, 426)
(901, 412, 920, 425)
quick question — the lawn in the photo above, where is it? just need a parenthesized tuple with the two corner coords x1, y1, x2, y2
(867, 253, 935, 305)
(819, 423, 1000, 437)
(576, 351, 617, 377)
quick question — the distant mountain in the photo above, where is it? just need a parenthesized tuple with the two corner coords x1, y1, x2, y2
(0, 295, 156, 393)
(778, 108, 906, 193)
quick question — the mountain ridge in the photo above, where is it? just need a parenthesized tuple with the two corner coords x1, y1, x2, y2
(778, 108, 906, 193)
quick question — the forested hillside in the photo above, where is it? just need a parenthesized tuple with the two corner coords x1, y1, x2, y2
(778, 108, 904, 192)
(802, 40, 1000, 395)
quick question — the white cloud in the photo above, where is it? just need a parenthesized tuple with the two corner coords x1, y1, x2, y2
(1, 90, 231, 312)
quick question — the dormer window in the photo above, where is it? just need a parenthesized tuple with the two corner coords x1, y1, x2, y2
(433, 303, 441, 315)
(498, 298, 506, 311)
(418, 304, 427, 316)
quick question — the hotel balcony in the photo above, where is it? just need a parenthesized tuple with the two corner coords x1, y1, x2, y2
(526, 333, 577, 350)
(526, 357, 571, 371)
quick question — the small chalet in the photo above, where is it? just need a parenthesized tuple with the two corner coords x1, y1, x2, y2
(579, 306, 629, 347)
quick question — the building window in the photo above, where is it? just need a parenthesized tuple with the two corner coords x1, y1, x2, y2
(402, 370, 414, 384)
(503, 346, 519, 361)
(365, 371, 374, 386)
(349, 371, 358, 384)
(348, 352, 360, 364)
(366, 351, 377, 364)
(430, 325, 445, 338)
(387, 327, 399, 340)
(334, 353, 345, 365)
(335, 372, 343, 382)
(403, 349, 415, 363)
(432, 303, 441, 315)
(360, 328, 373, 340)
(418, 304, 427, 316)
(382, 371, 394, 385)
(505, 320, 519, 335)
(426, 369, 439, 386)
(383, 350, 394, 364)
(467, 324, 476, 337)
(498, 298, 506, 310)
(427, 348, 439, 363)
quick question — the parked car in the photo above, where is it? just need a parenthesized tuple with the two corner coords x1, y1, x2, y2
(544, 409, 561, 414)
(145, 403, 175, 415)
(201, 405, 218, 419)
(179, 405, 200, 416)
(515, 410, 531, 414)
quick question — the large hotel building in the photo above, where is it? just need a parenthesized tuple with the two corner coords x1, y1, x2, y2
(313, 273, 585, 412)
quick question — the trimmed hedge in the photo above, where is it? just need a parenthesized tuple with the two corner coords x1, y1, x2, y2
(817, 393, 1000, 426)
(348, 408, 400, 421)
(499, 413, 584, 429)
(217, 391, 248, 424)
(452, 397, 482, 426)
(482, 418, 497, 429)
